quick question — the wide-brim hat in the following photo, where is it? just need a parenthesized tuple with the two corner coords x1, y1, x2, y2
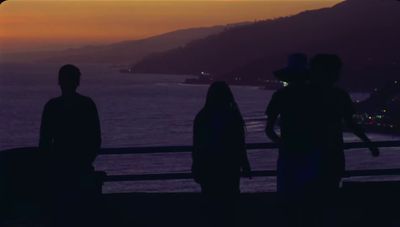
(274, 53, 309, 82)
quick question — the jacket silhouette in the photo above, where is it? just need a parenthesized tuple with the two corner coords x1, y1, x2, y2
(39, 65, 101, 175)
(308, 54, 379, 189)
(38, 64, 102, 227)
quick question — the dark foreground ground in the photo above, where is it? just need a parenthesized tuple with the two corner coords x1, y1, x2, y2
(2, 181, 400, 227)
(104, 182, 400, 227)
(2, 149, 400, 226)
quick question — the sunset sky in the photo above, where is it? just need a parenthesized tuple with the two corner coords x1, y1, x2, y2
(0, 1, 341, 53)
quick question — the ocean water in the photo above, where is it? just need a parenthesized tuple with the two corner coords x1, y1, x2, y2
(1, 63, 400, 193)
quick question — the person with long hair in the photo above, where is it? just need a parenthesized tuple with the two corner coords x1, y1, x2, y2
(192, 81, 251, 226)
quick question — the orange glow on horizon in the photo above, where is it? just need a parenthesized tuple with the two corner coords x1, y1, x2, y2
(0, 1, 342, 52)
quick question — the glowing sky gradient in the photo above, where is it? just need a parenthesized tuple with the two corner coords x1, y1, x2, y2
(0, 1, 341, 52)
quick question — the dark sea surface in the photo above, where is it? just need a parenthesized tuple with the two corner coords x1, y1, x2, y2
(1, 63, 399, 193)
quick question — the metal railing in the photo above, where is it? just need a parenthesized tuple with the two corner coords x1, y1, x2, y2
(2, 140, 400, 182)
(99, 140, 400, 182)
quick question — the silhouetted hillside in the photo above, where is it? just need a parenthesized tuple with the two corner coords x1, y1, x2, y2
(2, 26, 229, 64)
(134, 0, 400, 90)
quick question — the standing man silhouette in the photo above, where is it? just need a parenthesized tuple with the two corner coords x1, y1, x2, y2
(306, 54, 380, 227)
(39, 64, 101, 226)
(308, 54, 379, 189)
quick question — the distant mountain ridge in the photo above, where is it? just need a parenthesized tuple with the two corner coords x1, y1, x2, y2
(133, 0, 400, 90)
(2, 25, 234, 64)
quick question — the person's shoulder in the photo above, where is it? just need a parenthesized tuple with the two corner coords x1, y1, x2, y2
(75, 93, 92, 101)
(274, 87, 288, 94)
(195, 109, 206, 121)
(76, 93, 96, 106)
(331, 86, 347, 93)
(194, 109, 208, 129)
(331, 86, 351, 98)
(44, 96, 62, 107)
(271, 87, 288, 98)
(272, 85, 300, 101)
(276, 84, 308, 94)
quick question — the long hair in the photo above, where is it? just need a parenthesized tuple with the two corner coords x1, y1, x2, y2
(203, 81, 245, 127)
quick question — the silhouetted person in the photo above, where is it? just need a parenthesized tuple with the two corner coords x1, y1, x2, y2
(192, 81, 251, 227)
(266, 53, 313, 193)
(304, 54, 380, 227)
(39, 64, 101, 227)
(309, 54, 379, 189)
(266, 53, 317, 226)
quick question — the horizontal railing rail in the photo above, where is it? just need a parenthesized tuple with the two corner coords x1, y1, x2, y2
(104, 169, 400, 182)
(4, 141, 400, 155)
(2, 140, 400, 182)
(99, 140, 400, 155)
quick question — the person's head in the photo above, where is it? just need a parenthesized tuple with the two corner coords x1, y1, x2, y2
(310, 54, 342, 86)
(274, 53, 309, 84)
(205, 81, 236, 109)
(204, 81, 245, 125)
(58, 64, 80, 95)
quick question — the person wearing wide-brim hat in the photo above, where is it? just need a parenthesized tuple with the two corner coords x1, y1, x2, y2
(274, 53, 309, 83)
(265, 53, 317, 225)
(266, 52, 316, 192)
